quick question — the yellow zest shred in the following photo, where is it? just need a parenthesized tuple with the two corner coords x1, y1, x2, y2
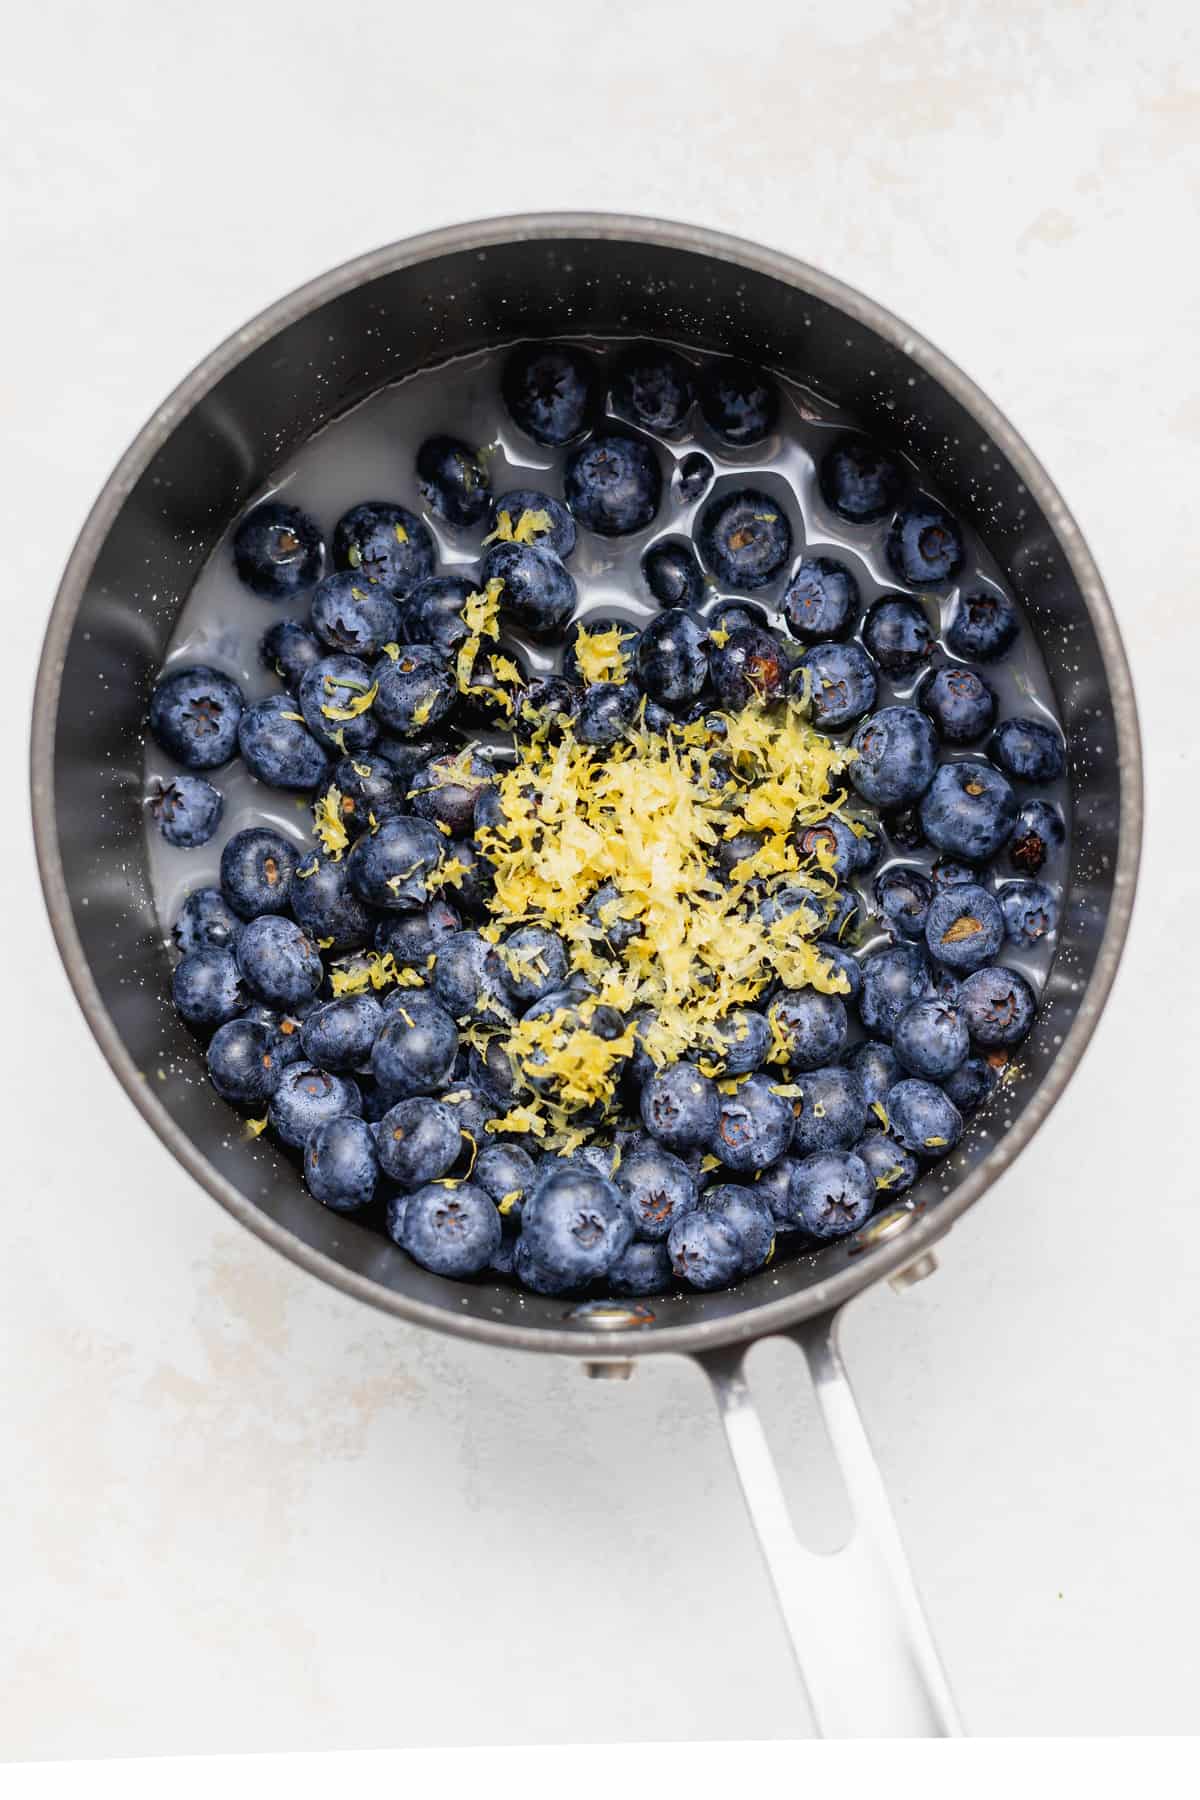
(483, 506, 554, 547)
(707, 626, 730, 648)
(243, 1116, 268, 1140)
(321, 679, 378, 723)
(571, 623, 636, 686)
(870, 1101, 889, 1129)
(351, 760, 373, 777)
(296, 857, 319, 881)
(379, 644, 400, 662)
(700, 1154, 722, 1173)
(312, 787, 350, 860)
(280, 710, 306, 723)
(394, 523, 408, 544)
(328, 951, 410, 997)
(316, 936, 335, 950)
(497, 1189, 522, 1215)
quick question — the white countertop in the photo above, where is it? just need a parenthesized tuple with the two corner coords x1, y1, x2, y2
(4, 0, 1195, 1755)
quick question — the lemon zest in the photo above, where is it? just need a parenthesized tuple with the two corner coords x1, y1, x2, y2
(312, 787, 350, 860)
(321, 680, 378, 723)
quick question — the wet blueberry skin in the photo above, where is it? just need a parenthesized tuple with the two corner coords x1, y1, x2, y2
(886, 1078, 963, 1157)
(174, 886, 242, 956)
(474, 1143, 537, 1213)
(998, 880, 1060, 948)
(892, 997, 970, 1080)
(887, 504, 964, 587)
(376, 1096, 463, 1187)
(924, 883, 1005, 972)
(370, 993, 459, 1097)
(919, 761, 1018, 862)
(798, 815, 877, 881)
(612, 344, 695, 434)
(520, 1166, 634, 1291)
(959, 965, 1037, 1047)
(790, 1065, 868, 1155)
(149, 664, 244, 771)
(641, 1063, 720, 1151)
(874, 865, 933, 941)
(676, 450, 714, 502)
(328, 753, 410, 838)
(332, 502, 436, 597)
(305, 1116, 379, 1212)
(854, 1131, 919, 1195)
(238, 693, 332, 790)
(943, 1055, 999, 1116)
(920, 665, 998, 744)
(149, 775, 223, 848)
(609, 1239, 674, 1296)
(642, 538, 705, 609)
(269, 1061, 362, 1150)
(859, 943, 935, 1037)
(634, 607, 709, 707)
(261, 617, 324, 691)
(698, 360, 779, 446)
(236, 915, 324, 1009)
(488, 490, 577, 561)
(400, 1181, 502, 1277)
(697, 1185, 775, 1274)
(347, 815, 446, 912)
(990, 717, 1067, 784)
(819, 435, 904, 523)
(310, 571, 403, 659)
(300, 994, 384, 1073)
(783, 556, 860, 642)
(498, 924, 569, 1003)
(667, 1208, 745, 1289)
(1007, 798, 1066, 875)
(398, 574, 476, 658)
(564, 432, 662, 537)
(698, 488, 793, 591)
(298, 653, 380, 756)
(481, 540, 577, 639)
(289, 852, 373, 951)
(709, 1074, 794, 1173)
(767, 989, 849, 1070)
(206, 1018, 279, 1107)
(711, 625, 788, 711)
(849, 707, 939, 809)
(233, 500, 324, 601)
(862, 598, 935, 677)
(220, 827, 299, 919)
(787, 1151, 875, 1238)
(617, 1145, 698, 1240)
(374, 900, 462, 969)
(416, 434, 492, 527)
(575, 679, 640, 746)
(848, 1039, 902, 1112)
(172, 949, 245, 1032)
(408, 751, 495, 837)
(502, 343, 597, 446)
(703, 1008, 771, 1076)
(371, 643, 454, 737)
(946, 588, 1020, 663)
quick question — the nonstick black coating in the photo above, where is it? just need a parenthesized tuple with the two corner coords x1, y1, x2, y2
(31, 215, 1141, 1357)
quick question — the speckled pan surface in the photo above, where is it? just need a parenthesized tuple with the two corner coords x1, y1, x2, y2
(31, 213, 1142, 1356)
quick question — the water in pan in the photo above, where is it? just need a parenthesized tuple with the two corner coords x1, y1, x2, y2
(146, 339, 1070, 1024)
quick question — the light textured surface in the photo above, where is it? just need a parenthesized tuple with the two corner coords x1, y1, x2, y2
(4, 0, 1197, 1757)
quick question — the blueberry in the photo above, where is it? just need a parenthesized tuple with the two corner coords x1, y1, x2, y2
(205, 1017, 279, 1107)
(612, 344, 695, 433)
(440, 838, 490, 916)
(795, 642, 878, 730)
(408, 751, 494, 837)
(269, 1061, 362, 1149)
(790, 1064, 868, 1154)
(233, 500, 324, 600)
(931, 856, 976, 890)
(640, 1063, 719, 1151)
(236, 916, 323, 1009)
(823, 889, 862, 944)
(617, 1146, 698, 1240)
(299, 994, 383, 1072)
(474, 1144, 536, 1213)
(375, 1096, 462, 1187)
(563, 615, 640, 686)
(438, 1082, 497, 1144)
(883, 805, 927, 853)
(415, 434, 491, 527)
(766, 989, 848, 1070)
(481, 540, 577, 639)
(886, 1078, 963, 1157)
(698, 489, 792, 591)
(853, 1131, 918, 1195)
(892, 997, 969, 1080)
(302, 1115, 377, 1212)
(710, 625, 788, 710)
(400, 1180, 501, 1277)
(755, 1157, 803, 1229)
(998, 880, 1060, 949)
(329, 753, 409, 837)
(564, 432, 662, 537)
(261, 617, 324, 691)
(173, 886, 242, 956)
(298, 654, 379, 755)
(148, 774, 223, 848)
(238, 693, 332, 789)
(149, 664, 244, 770)
(787, 1150, 874, 1237)
(676, 451, 714, 502)
(816, 943, 863, 1000)
(492, 925, 566, 1005)
(371, 643, 453, 737)
(819, 435, 904, 523)
(861, 598, 935, 678)
(374, 900, 462, 968)
(632, 608, 711, 713)
(858, 943, 934, 1037)
(758, 884, 827, 940)
(849, 1040, 902, 1112)
(782, 557, 860, 642)
(220, 827, 299, 919)
(310, 571, 403, 659)
(514, 673, 581, 740)
(172, 948, 244, 1033)
(702, 1009, 770, 1076)
(582, 879, 644, 952)
(488, 490, 577, 560)
(919, 761, 1018, 861)
(667, 1208, 745, 1290)
(990, 717, 1066, 784)
(942, 1055, 998, 1116)
(1007, 799, 1066, 875)
(958, 966, 1036, 1047)
(245, 1001, 311, 1067)
(873, 865, 933, 940)
(431, 930, 516, 1026)
(332, 502, 436, 597)
(642, 539, 705, 609)
(290, 851, 373, 951)
(370, 993, 459, 1096)
(797, 815, 877, 880)
(520, 1166, 633, 1290)
(887, 504, 964, 587)
(698, 360, 779, 446)
(709, 1073, 793, 1173)
(502, 343, 596, 445)
(920, 665, 997, 744)
(575, 679, 640, 745)
(398, 574, 476, 658)
(347, 815, 447, 911)
(849, 708, 938, 808)
(709, 600, 768, 638)
(696, 1185, 775, 1274)
(946, 588, 1019, 663)
(924, 883, 1005, 972)
(609, 1240, 674, 1296)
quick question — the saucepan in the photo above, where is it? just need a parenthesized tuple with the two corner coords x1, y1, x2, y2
(30, 214, 1141, 1739)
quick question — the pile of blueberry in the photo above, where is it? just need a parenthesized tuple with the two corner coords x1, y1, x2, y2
(149, 339, 1067, 1299)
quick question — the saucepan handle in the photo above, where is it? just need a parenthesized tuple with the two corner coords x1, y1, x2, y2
(696, 1312, 963, 1739)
